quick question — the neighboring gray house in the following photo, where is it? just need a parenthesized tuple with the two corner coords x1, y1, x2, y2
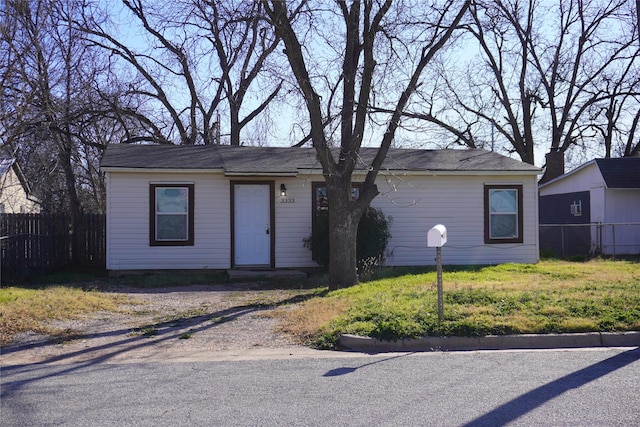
(100, 144, 541, 272)
(0, 158, 40, 214)
(539, 157, 640, 256)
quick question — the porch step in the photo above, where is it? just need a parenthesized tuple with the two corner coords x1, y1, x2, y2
(227, 269, 307, 280)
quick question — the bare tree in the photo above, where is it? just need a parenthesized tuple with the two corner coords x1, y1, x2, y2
(412, 0, 639, 180)
(1, 0, 86, 219)
(264, 0, 470, 289)
(80, 0, 282, 146)
(193, 0, 284, 146)
(0, 0, 26, 152)
(588, 64, 640, 158)
(1, 0, 140, 215)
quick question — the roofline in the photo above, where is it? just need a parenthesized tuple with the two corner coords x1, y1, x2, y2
(27, 194, 42, 204)
(7, 159, 34, 195)
(224, 172, 299, 177)
(538, 159, 597, 189)
(101, 167, 300, 177)
(101, 167, 225, 173)
(102, 166, 540, 177)
(300, 168, 541, 176)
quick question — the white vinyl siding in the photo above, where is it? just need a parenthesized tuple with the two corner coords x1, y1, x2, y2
(539, 162, 604, 196)
(105, 170, 539, 271)
(106, 172, 230, 270)
(603, 189, 640, 254)
(276, 173, 538, 268)
(274, 178, 317, 268)
(371, 174, 539, 266)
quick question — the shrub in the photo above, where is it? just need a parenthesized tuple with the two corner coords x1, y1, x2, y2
(304, 207, 392, 275)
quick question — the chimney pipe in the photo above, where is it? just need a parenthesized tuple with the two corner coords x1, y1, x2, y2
(540, 150, 565, 184)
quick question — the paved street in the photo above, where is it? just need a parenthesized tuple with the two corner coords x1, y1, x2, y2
(2, 347, 639, 426)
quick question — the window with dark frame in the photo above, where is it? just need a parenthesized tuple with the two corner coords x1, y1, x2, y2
(484, 185, 523, 244)
(311, 182, 361, 212)
(149, 183, 194, 246)
(310, 182, 361, 261)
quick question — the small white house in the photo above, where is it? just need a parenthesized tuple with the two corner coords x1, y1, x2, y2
(100, 144, 541, 272)
(0, 158, 40, 214)
(539, 158, 640, 256)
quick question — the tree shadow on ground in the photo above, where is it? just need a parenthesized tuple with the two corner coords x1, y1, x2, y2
(462, 347, 640, 426)
(0, 288, 327, 395)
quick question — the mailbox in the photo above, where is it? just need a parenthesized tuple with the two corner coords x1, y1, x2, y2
(427, 224, 447, 247)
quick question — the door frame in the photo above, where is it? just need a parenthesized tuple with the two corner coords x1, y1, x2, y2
(230, 181, 275, 268)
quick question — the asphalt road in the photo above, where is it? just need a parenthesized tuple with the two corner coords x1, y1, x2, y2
(2, 347, 639, 426)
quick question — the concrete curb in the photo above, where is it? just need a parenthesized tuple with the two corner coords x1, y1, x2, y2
(339, 331, 640, 353)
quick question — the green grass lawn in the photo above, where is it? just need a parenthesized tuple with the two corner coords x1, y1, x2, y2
(278, 259, 640, 348)
(2, 259, 639, 349)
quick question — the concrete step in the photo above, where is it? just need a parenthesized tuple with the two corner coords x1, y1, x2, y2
(227, 269, 307, 280)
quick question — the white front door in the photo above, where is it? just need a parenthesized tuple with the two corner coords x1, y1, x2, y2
(233, 184, 271, 266)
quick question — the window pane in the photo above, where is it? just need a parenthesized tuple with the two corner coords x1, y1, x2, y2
(315, 185, 360, 211)
(157, 214, 188, 240)
(156, 188, 188, 213)
(316, 187, 328, 211)
(490, 214, 517, 238)
(489, 189, 517, 213)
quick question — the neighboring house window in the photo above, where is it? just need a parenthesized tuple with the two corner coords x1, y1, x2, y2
(150, 184, 194, 246)
(570, 200, 582, 217)
(484, 185, 523, 244)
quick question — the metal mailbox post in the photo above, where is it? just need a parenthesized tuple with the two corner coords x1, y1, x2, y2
(428, 224, 447, 321)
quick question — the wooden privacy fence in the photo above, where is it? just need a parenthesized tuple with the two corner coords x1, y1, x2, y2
(1, 213, 106, 280)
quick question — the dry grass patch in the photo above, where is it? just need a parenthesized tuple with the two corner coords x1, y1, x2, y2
(274, 296, 349, 345)
(0, 286, 133, 346)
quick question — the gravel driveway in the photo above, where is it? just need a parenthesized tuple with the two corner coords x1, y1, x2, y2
(1, 283, 318, 365)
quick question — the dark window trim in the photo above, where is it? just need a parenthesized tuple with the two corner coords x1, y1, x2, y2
(311, 181, 362, 213)
(484, 184, 523, 244)
(149, 183, 195, 246)
(310, 182, 362, 262)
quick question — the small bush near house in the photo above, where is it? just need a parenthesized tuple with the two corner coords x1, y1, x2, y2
(304, 207, 392, 275)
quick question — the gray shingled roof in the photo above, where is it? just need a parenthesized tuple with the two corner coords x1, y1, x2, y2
(595, 158, 640, 189)
(100, 144, 540, 174)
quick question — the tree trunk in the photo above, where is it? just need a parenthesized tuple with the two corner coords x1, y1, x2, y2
(230, 104, 240, 146)
(326, 177, 362, 290)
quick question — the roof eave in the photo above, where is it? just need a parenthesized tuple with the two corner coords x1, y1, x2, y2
(224, 171, 299, 177)
(298, 168, 541, 176)
(101, 166, 540, 177)
(539, 160, 597, 189)
(101, 167, 224, 173)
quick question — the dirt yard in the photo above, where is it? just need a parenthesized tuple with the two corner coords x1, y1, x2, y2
(0, 282, 318, 365)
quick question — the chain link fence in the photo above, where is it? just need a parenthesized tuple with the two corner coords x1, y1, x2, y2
(539, 222, 640, 258)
